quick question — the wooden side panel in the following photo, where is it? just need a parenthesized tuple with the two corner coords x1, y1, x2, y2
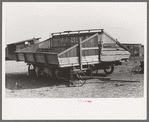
(59, 46, 78, 58)
(101, 55, 130, 62)
(16, 43, 25, 51)
(50, 33, 95, 51)
(35, 54, 45, 63)
(7, 44, 16, 59)
(46, 54, 59, 65)
(58, 55, 99, 67)
(101, 51, 130, 56)
(25, 53, 34, 62)
(101, 32, 131, 61)
(39, 40, 50, 48)
(82, 36, 98, 48)
(59, 34, 99, 58)
(58, 33, 100, 67)
(81, 35, 99, 57)
(17, 53, 25, 61)
(82, 49, 99, 56)
(18, 45, 38, 52)
(49, 47, 67, 53)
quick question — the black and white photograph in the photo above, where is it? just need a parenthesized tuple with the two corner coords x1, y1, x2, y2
(2, 2, 147, 120)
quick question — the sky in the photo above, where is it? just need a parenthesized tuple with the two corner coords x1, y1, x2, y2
(3, 2, 147, 45)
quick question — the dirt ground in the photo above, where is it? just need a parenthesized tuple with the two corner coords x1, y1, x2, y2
(5, 56, 144, 98)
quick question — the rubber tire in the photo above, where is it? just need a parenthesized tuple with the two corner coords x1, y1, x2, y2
(104, 64, 114, 74)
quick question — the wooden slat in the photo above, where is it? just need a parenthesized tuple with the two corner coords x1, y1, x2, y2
(102, 48, 125, 51)
(101, 50, 130, 55)
(15, 53, 19, 61)
(44, 54, 48, 65)
(103, 31, 131, 52)
(82, 47, 98, 50)
(33, 53, 36, 63)
(52, 29, 103, 35)
(81, 33, 98, 44)
(58, 33, 98, 56)
(58, 44, 78, 56)
(101, 55, 130, 62)
(23, 53, 27, 62)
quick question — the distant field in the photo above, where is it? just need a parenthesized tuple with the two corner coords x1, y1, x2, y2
(5, 56, 144, 98)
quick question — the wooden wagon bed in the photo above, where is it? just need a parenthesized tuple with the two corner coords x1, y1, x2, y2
(15, 29, 130, 68)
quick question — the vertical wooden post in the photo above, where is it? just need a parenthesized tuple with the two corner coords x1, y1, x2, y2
(15, 53, 19, 61)
(79, 37, 82, 70)
(33, 53, 37, 64)
(23, 53, 27, 62)
(44, 54, 48, 65)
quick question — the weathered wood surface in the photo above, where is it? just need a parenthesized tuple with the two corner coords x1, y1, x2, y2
(15, 30, 130, 68)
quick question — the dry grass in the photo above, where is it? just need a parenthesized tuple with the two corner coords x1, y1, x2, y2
(5, 57, 144, 98)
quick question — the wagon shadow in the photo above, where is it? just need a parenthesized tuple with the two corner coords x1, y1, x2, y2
(5, 72, 68, 90)
(92, 73, 107, 77)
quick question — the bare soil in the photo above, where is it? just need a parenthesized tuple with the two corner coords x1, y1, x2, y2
(5, 57, 144, 98)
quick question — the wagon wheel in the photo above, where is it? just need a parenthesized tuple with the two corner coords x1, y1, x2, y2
(104, 64, 114, 74)
(70, 73, 86, 87)
(28, 64, 35, 76)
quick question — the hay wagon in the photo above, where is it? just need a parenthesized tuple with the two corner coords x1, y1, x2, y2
(15, 29, 131, 86)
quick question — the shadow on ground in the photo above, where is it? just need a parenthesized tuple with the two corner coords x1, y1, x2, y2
(5, 72, 69, 90)
(5, 71, 108, 90)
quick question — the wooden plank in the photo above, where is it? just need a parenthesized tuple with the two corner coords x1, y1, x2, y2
(58, 33, 98, 56)
(23, 53, 27, 62)
(58, 55, 99, 67)
(68, 47, 78, 57)
(101, 51, 130, 55)
(102, 48, 125, 51)
(46, 54, 59, 65)
(101, 55, 130, 62)
(82, 50, 98, 56)
(58, 44, 78, 56)
(81, 33, 98, 44)
(103, 31, 131, 52)
(44, 54, 48, 65)
(52, 29, 103, 35)
(35, 53, 45, 63)
(33, 53, 37, 63)
(25, 53, 34, 62)
(15, 53, 19, 61)
(17, 53, 24, 61)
